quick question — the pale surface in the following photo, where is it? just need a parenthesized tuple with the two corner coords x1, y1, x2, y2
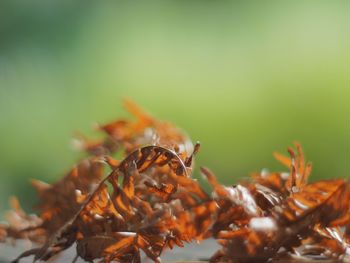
(1, 239, 348, 263)
(0, 239, 220, 263)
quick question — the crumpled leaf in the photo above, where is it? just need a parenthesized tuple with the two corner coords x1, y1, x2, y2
(209, 143, 350, 263)
(2, 102, 350, 263)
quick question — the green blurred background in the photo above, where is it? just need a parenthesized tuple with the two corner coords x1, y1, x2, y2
(1, 1, 350, 217)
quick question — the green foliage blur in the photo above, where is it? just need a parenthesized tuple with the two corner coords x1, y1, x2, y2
(1, 1, 350, 216)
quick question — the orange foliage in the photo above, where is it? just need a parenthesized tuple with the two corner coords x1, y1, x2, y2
(1, 101, 350, 263)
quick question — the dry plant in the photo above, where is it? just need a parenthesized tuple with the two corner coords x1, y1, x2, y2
(1, 100, 350, 263)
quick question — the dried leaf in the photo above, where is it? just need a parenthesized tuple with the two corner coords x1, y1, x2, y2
(2, 101, 350, 263)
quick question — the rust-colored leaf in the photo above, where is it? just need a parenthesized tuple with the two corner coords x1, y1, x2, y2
(2, 101, 350, 263)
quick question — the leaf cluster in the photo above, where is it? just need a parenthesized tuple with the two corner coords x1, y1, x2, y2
(1, 100, 350, 263)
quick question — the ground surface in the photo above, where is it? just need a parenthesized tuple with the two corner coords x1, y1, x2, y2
(0, 239, 219, 263)
(0, 239, 347, 263)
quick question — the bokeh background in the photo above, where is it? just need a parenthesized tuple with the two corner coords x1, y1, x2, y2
(1, 1, 350, 217)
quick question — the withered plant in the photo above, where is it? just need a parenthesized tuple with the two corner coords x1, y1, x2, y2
(1, 100, 350, 263)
